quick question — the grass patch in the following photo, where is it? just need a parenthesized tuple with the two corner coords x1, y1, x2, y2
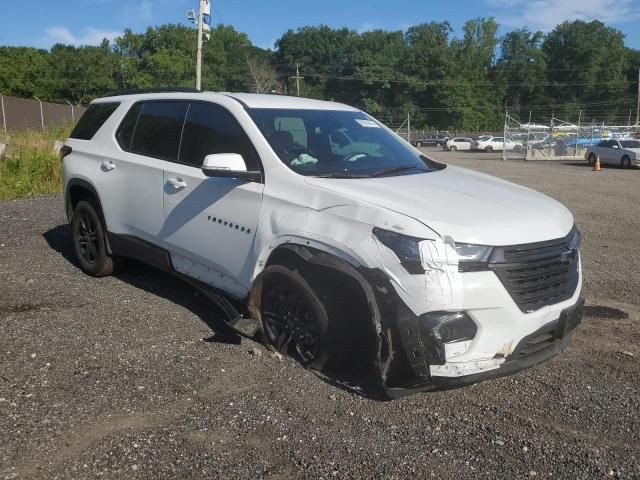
(0, 124, 72, 201)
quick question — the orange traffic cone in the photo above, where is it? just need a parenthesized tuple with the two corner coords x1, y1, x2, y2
(593, 155, 601, 172)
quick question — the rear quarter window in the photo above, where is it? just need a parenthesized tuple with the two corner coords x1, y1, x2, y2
(69, 102, 120, 140)
(128, 101, 188, 161)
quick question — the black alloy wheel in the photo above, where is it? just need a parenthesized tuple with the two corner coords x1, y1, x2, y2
(76, 212, 99, 265)
(71, 200, 123, 277)
(260, 265, 330, 369)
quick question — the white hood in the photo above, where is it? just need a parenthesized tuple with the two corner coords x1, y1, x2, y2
(305, 165, 574, 246)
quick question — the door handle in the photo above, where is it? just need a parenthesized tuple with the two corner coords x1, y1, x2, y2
(100, 160, 115, 171)
(167, 178, 187, 189)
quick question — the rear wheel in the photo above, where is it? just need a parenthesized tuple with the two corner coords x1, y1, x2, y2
(587, 152, 597, 166)
(621, 155, 632, 169)
(72, 200, 124, 277)
(260, 265, 341, 370)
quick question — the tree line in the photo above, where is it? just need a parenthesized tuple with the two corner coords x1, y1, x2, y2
(1, 18, 638, 130)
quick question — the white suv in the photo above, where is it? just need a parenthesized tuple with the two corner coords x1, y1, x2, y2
(62, 90, 583, 398)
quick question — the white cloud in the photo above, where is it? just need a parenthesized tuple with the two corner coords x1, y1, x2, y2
(356, 22, 381, 34)
(45, 26, 120, 46)
(485, 0, 640, 31)
(139, 0, 153, 22)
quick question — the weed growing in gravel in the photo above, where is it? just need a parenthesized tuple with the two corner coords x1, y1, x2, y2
(0, 124, 72, 200)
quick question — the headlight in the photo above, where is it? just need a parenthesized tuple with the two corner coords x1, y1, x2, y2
(454, 243, 493, 263)
(372, 227, 424, 274)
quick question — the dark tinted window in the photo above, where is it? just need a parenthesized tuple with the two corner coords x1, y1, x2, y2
(130, 101, 188, 160)
(180, 102, 259, 170)
(69, 102, 119, 140)
(116, 103, 142, 150)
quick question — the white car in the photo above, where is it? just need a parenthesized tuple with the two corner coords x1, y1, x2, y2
(473, 136, 517, 152)
(585, 139, 640, 168)
(445, 137, 472, 151)
(62, 89, 583, 398)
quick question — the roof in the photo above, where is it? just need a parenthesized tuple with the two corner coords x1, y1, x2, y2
(96, 90, 358, 112)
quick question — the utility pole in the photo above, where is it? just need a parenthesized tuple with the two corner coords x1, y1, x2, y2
(194, 0, 211, 91)
(407, 112, 411, 145)
(195, 0, 205, 90)
(292, 63, 304, 96)
(635, 66, 640, 126)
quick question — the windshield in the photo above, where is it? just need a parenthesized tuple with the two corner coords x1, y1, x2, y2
(248, 108, 444, 178)
(620, 140, 640, 148)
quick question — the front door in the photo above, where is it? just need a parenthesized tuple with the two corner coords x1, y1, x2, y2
(160, 101, 264, 298)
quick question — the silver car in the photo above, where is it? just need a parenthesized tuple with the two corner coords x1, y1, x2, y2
(585, 139, 640, 168)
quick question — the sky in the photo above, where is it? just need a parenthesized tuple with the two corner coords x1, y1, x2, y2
(1, 0, 639, 50)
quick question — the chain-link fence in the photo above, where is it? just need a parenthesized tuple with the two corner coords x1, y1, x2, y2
(504, 113, 640, 161)
(1, 95, 85, 132)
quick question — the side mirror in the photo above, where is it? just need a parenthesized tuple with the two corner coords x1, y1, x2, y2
(612, 145, 619, 149)
(201, 153, 261, 182)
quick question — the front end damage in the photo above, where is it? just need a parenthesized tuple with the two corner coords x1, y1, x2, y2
(247, 226, 583, 399)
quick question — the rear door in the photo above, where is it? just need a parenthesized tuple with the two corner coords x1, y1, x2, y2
(160, 101, 264, 297)
(96, 100, 188, 242)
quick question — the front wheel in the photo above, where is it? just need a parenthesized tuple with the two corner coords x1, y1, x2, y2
(449, 145, 457, 152)
(260, 265, 341, 370)
(72, 200, 124, 277)
(621, 155, 632, 169)
(485, 146, 493, 153)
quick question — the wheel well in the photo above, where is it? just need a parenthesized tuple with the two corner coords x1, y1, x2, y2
(264, 245, 377, 366)
(66, 182, 111, 253)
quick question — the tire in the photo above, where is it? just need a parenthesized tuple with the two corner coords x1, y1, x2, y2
(621, 155, 631, 169)
(485, 146, 493, 153)
(71, 200, 124, 277)
(260, 264, 342, 370)
(587, 153, 596, 166)
(449, 145, 457, 152)
(416, 142, 422, 147)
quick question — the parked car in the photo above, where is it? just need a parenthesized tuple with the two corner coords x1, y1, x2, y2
(62, 89, 583, 398)
(445, 137, 472, 151)
(412, 135, 447, 147)
(585, 139, 640, 168)
(473, 136, 517, 152)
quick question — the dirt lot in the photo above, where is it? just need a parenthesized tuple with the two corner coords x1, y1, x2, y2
(1, 149, 639, 479)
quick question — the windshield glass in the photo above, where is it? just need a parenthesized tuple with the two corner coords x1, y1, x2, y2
(620, 140, 640, 148)
(248, 108, 444, 178)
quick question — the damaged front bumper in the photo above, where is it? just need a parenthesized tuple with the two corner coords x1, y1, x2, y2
(384, 299, 584, 398)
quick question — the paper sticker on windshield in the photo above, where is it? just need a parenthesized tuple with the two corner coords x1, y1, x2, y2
(355, 119, 380, 128)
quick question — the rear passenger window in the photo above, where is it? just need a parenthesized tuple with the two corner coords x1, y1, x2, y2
(179, 102, 259, 170)
(128, 101, 189, 161)
(69, 102, 119, 140)
(116, 103, 142, 150)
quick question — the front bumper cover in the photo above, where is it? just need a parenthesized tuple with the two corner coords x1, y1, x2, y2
(384, 299, 584, 399)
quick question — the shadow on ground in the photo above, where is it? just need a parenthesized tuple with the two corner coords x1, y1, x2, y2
(42, 223, 385, 400)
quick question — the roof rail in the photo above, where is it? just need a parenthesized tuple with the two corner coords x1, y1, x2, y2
(104, 87, 201, 97)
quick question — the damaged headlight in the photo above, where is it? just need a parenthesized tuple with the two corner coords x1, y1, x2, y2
(372, 227, 424, 274)
(455, 243, 493, 271)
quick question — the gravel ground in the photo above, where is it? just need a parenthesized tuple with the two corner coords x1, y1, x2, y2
(1, 149, 639, 479)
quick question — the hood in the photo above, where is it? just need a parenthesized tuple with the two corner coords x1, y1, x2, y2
(625, 148, 640, 156)
(305, 165, 574, 246)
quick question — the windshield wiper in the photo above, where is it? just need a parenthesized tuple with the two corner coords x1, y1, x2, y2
(313, 169, 369, 178)
(372, 165, 423, 177)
